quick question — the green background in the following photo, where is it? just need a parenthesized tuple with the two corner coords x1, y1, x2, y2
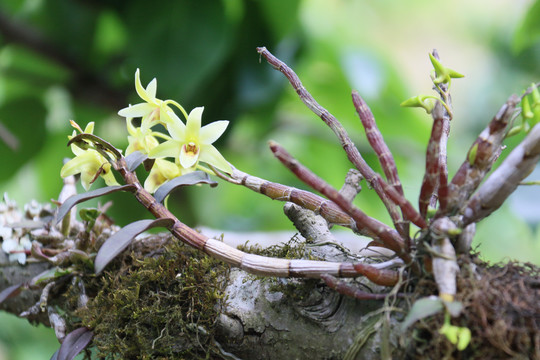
(1, 0, 540, 358)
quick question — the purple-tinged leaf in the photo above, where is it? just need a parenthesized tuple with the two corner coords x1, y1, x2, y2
(125, 151, 148, 171)
(154, 171, 218, 203)
(400, 296, 444, 331)
(94, 218, 175, 274)
(0, 283, 24, 304)
(56, 327, 93, 360)
(50, 349, 59, 360)
(55, 185, 137, 224)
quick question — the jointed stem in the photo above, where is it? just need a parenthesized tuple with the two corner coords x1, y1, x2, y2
(257, 46, 406, 233)
(269, 140, 413, 265)
(442, 95, 520, 216)
(419, 102, 445, 218)
(107, 155, 405, 286)
(351, 91, 410, 239)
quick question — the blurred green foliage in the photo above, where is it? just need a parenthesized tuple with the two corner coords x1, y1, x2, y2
(1, 0, 540, 357)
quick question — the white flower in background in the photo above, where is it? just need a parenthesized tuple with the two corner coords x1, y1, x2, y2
(1, 235, 31, 265)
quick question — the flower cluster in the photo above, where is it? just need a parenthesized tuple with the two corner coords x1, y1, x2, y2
(0, 194, 33, 264)
(60, 121, 119, 190)
(60, 69, 232, 194)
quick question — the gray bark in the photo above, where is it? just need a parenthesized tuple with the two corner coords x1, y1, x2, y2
(0, 228, 399, 360)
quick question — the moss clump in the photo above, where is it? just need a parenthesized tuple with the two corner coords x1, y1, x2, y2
(238, 235, 323, 301)
(238, 234, 320, 261)
(76, 238, 229, 359)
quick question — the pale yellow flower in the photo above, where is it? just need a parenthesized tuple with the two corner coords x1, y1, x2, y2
(60, 122, 119, 190)
(144, 158, 191, 193)
(118, 69, 187, 127)
(149, 107, 231, 173)
(125, 118, 161, 155)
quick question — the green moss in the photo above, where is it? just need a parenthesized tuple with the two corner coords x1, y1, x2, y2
(238, 234, 320, 261)
(73, 239, 229, 359)
(238, 235, 322, 301)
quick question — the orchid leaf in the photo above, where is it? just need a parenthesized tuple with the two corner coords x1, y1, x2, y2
(94, 218, 175, 274)
(55, 184, 136, 224)
(154, 171, 218, 203)
(0, 283, 24, 304)
(125, 150, 148, 171)
(56, 327, 94, 360)
(401, 296, 444, 331)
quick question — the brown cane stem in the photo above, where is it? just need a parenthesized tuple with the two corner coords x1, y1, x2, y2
(269, 140, 413, 265)
(257, 46, 404, 233)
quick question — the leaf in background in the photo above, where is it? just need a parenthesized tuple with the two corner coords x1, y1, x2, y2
(94, 218, 175, 274)
(124, 1, 236, 102)
(55, 185, 136, 224)
(0, 98, 47, 182)
(0, 283, 23, 304)
(125, 150, 148, 171)
(513, 0, 540, 54)
(400, 296, 444, 331)
(154, 171, 218, 203)
(55, 327, 93, 360)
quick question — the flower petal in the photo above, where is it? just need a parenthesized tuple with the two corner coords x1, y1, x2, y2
(166, 110, 186, 140)
(101, 168, 119, 187)
(118, 103, 155, 118)
(80, 169, 95, 190)
(198, 144, 232, 173)
(179, 145, 199, 168)
(186, 107, 204, 140)
(83, 122, 95, 134)
(144, 159, 181, 193)
(60, 152, 94, 178)
(135, 69, 149, 102)
(145, 78, 157, 100)
(199, 120, 229, 144)
(148, 140, 180, 159)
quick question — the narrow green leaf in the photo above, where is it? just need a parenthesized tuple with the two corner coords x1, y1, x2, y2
(94, 218, 175, 274)
(57, 327, 93, 360)
(55, 184, 136, 224)
(154, 171, 218, 203)
(400, 296, 444, 331)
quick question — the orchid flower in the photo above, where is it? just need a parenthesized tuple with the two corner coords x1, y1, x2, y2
(144, 158, 192, 193)
(118, 69, 187, 127)
(60, 121, 119, 190)
(125, 117, 164, 155)
(149, 107, 232, 174)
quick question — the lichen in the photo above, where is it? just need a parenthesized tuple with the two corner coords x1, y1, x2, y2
(68, 238, 229, 359)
